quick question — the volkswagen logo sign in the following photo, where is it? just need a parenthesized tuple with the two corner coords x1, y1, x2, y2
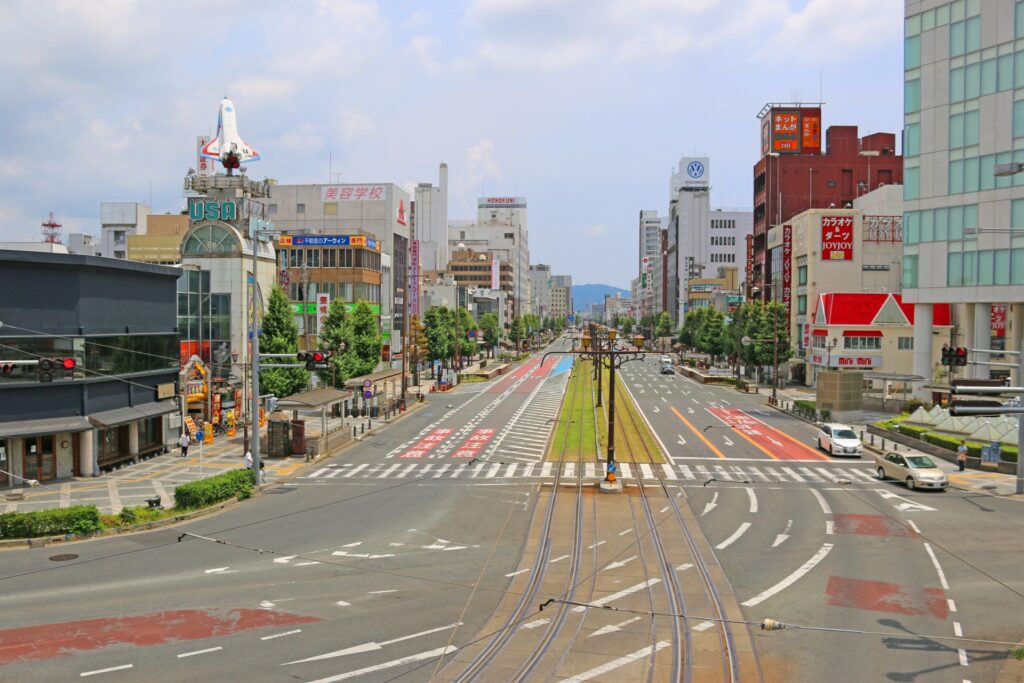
(687, 161, 705, 179)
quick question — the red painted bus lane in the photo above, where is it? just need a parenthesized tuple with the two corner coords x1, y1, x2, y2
(451, 428, 496, 459)
(826, 576, 949, 619)
(400, 428, 455, 458)
(0, 608, 319, 665)
(707, 407, 828, 460)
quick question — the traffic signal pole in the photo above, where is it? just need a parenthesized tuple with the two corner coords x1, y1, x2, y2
(251, 237, 262, 479)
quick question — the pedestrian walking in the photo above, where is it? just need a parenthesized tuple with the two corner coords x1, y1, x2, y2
(179, 432, 190, 457)
(957, 440, 968, 472)
(259, 460, 267, 485)
(245, 449, 253, 470)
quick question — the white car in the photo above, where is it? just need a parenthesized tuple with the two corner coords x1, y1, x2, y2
(874, 452, 949, 491)
(816, 423, 863, 457)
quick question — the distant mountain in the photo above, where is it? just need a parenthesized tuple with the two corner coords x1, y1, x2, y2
(571, 284, 630, 313)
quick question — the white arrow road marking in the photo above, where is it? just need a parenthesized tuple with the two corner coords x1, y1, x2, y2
(652, 406, 660, 413)
(677, 435, 687, 446)
(274, 555, 297, 564)
(589, 616, 643, 638)
(562, 641, 671, 682)
(520, 618, 550, 630)
(687, 407, 695, 414)
(572, 579, 662, 612)
(303, 646, 458, 683)
(772, 520, 793, 548)
(766, 437, 784, 448)
(872, 489, 937, 512)
(715, 522, 752, 550)
(701, 492, 719, 517)
(284, 623, 462, 665)
(723, 436, 734, 446)
(742, 543, 834, 607)
(603, 555, 637, 570)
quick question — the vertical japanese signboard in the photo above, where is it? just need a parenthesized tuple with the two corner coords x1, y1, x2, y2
(197, 136, 214, 176)
(490, 256, 500, 290)
(782, 224, 793, 331)
(801, 114, 821, 152)
(317, 293, 331, 336)
(821, 216, 854, 261)
(772, 111, 800, 153)
(408, 239, 420, 318)
(745, 234, 754, 290)
(992, 304, 1007, 338)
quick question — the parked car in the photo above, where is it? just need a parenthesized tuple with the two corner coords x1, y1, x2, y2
(874, 451, 948, 490)
(816, 423, 863, 457)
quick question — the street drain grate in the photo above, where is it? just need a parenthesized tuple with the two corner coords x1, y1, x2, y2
(49, 553, 79, 562)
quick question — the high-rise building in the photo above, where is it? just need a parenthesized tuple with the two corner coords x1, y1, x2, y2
(752, 104, 903, 300)
(530, 264, 552, 319)
(100, 202, 151, 260)
(413, 163, 449, 273)
(550, 274, 573, 320)
(903, 0, 1024, 393)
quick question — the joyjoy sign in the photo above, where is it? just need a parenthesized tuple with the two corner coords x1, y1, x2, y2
(821, 216, 854, 261)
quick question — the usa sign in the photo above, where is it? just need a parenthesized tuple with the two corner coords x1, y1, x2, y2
(821, 216, 854, 261)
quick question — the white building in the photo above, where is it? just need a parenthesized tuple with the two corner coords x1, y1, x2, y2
(67, 233, 99, 256)
(413, 163, 449, 273)
(269, 182, 411, 360)
(903, 0, 1024, 393)
(666, 156, 752, 320)
(100, 202, 150, 260)
(530, 264, 552, 318)
(550, 274, 573, 319)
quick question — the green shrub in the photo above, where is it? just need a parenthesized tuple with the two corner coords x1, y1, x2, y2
(0, 505, 102, 539)
(173, 469, 256, 509)
(820, 409, 832, 423)
(899, 424, 929, 438)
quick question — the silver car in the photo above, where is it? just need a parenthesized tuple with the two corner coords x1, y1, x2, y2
(874, 452, 949, 490)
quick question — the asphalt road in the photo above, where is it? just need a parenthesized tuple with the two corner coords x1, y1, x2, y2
(619, 357, 1024, 683)
(2, 339, 1022, 682)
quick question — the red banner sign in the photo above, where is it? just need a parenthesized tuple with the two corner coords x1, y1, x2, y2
(782, 224, 793, 331)
(745, 233, 754, 290)
(992, 304, 1007, 337)
(821, 216, 854, 261)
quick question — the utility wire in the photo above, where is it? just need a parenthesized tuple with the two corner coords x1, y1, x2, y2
(0, 341, 177, 395)
(0, 321, 183, 365)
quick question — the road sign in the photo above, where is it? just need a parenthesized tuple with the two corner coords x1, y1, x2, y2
(195, 430, 204, 442)
(741, 335, 752, 347)
(467, 330, 476, 338)
(363, 390, 373, 399)
(363, 379, 372, 388)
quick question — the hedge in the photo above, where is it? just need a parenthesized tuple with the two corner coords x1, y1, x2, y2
(0, 505, 102, 539)
(899, 424, 930, 438)
(173, 469, 256, 509)
(920, 432, 1018, 463)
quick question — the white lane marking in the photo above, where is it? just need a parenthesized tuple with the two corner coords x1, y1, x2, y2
(562, 641, 671, 682)
(691, 621, 715, 632)
(572, 579, 662, 612)
(549, 554, 570, 564)
(809, 489, 832, 515)
(342, 541, 362, 548)
(742, 543, 835, 607)
(948, 598, 957, 613)
(907, 519, 921, 534)
(260, 600, 275, 608)
(589, 616, 643, 638)
(953, 622, 963, 637)
(676, 563, 693, 572)
(81, 664, 133, 677)
(825, 520, 835, 535)
(505, 568, 530, 577)
(701, 491, 719, 517)
(603, 555, 638, 570)
(659, 505, 669, 513)
(284, 622, 462, 665)
(958, 648, 970, 666)
(715, 522, 752, 550)
(587, 541, 607, 550)
(335, 601, 351, 607)
(923, 542, 950, 590)
(304, 646, 458, 682)
(261, 629, 302, 640)
(368, 589, 397, 594)
(178, 646, 223, 658)
(204, 566, 236, 574)
(772, 519, 793, 548)
(873, 489, 937, 512)
(274, 555, 297, 564)
(618, 528, 633, 536)
(521, 618, 550, 630)
(746, 488, 758, 514)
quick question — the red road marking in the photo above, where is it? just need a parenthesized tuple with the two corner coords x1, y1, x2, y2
(486, 359, 541, 393)
(451, 428, 496, 458)
(833, 514, 918, 538)
(0, 608, 319, 665)
(400, 428, 454, 458)
(825, 576, 948, 619)
(708, 408, 827, 460)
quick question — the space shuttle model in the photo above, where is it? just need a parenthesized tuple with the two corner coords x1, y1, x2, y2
(200, 97, 260, 174)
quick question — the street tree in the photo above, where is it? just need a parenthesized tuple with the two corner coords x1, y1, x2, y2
(340, 300, 382, 380)
(480, 312, 501, 358)
(509, 315, 525, 351)
(655, 311, 674, 338)
(407, 314, 428, 384)
(695, 307, 726, 358)
(316, 299, 349, 388)
(457, 307, 477, 362)
(259, 285, 309, 398)
(424, 305, 455, 366)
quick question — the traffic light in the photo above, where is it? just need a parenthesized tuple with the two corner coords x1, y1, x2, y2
(1, 364, 14, 376)
(37, 358, 76, 382)
(297, 350, 332, 370)
(954, 347, 968, 367)
(941, 345, 952, 366)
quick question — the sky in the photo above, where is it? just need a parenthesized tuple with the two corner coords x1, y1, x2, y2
(0, 0, 904, 289)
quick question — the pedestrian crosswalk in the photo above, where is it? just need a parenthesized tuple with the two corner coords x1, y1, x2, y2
(301, 461, 881, 485)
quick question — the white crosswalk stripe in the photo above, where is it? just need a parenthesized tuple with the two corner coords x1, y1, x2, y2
(302, 462, 878, 484)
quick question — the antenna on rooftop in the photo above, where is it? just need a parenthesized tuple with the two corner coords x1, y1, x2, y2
(41, 211, 62, 244)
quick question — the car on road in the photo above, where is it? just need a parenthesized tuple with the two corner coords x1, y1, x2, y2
(660, 356, 674, 374)
(816, 423, 863, 457)
(874, 451, 949, 490)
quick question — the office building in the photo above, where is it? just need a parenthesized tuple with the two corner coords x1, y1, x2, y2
(530, 264, 552, 319)
(100, 202, 151, 260)
(413, 163, 449, 273)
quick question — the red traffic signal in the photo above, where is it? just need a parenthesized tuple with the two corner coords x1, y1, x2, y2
(312, 352, 324, 362)
(62, 358, 76, 370)
(955, 347, 968, 367)
(1, 364, 14, 376)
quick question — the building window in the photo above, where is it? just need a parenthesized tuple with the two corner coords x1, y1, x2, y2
(905, 123, 920, 157)
(863, 264, 890, 271)
(269, 204, 278, 216)
(905, 35, 920, 70)
(797, 265, 807, 285)
(898, 337, 914, 350)
(845, 336, 881, 351)
(905, 79, 921, 113)
(797, 295, 807, 315)
(324, 202, 338, 216)
(902, 255, 918, 289)
(297, 203, 306, 214)
(904, 166, 920, 200)
(950, 67, 965, 102)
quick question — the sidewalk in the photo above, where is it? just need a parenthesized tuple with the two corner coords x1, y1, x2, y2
(2, 397, 429, 516)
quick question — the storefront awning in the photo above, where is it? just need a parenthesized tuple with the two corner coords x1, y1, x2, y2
(89, 406, 145, 428)
(0, 415, 92, 438)
(135, 400, 179, 418)
(276, 387, 354, 410)
(812, 329, 829, 336)
(842, 330, 882, 337)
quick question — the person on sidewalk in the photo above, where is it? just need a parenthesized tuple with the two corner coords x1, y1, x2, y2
(245, 449, 253, 470)
(957, 441, 968, 472)
(179, 432, 190, 458)
(259, 460, 267, 485)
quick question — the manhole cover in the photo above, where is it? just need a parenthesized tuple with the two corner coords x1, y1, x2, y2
(49, 553, 79, 562)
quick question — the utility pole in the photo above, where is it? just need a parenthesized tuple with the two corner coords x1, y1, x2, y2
(250, 231, 262, 478)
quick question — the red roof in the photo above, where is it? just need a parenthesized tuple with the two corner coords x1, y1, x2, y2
(815, 293, 951, 326)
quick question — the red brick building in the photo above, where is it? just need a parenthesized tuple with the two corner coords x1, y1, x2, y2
(751, 104, 903, 301)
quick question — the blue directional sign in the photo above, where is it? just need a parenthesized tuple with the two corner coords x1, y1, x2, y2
(195, 431, 204, 442)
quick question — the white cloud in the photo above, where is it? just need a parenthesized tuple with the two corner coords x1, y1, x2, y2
(339, 111, 376, 145)
(584, 224, 608, 238)
(229, 77, 298, 102)
(404, 8, 432, 28)
(407, 35, 441, 73)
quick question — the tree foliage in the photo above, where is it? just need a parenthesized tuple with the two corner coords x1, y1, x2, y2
(480, 312, 501, 356)
(654, 312, 674, 338)
(424, 306, 455, 364)
(259, 286, 309, 398)
(341, 301, 382, 379)
(316, 299, 348, 388)
(726, 301, 793, 371)
(456, 307, 476, 359)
